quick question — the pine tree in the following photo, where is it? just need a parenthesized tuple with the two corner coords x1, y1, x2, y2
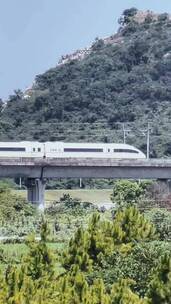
(110, 279, 147, 304)
(87, 214, 114, 258)
(62, 207, 156, 271)
(147, 254, 171, 304)
(56, 268, 89, 304)
(62, 226, 93, 271)
(0, 210, 158, 303)
(62, 213, 112, 271)
(1, 219, 57, 304)
(88, 279, 111, 304)
(0, 271, 7, 303)
(24, 219, 55, 283)
(112, 206, 156, 250)
(3, 264, 35, 304)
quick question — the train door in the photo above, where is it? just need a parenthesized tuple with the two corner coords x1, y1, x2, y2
(44, 142, 64, 158)
(30, 143, 44, 158)
(106, 146, 112, 158)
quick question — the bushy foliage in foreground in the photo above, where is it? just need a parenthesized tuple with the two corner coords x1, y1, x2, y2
(145, 208, 171, 241)
(0, 187, 38, 238)
(0, 187, 35, 221)
(0, 206, 170, 303)
(0, 181, 170, 303)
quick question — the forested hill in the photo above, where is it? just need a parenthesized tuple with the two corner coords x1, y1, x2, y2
(1, 8, 171, 157)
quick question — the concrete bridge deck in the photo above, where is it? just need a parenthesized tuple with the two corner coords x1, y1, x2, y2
(2, 158, 171, 205)
(0, 158, 171, 179)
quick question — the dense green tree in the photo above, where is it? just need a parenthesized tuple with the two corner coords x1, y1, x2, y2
(111, 180, 150, 208)
(90, 241, 171, 297)
(145, 208, 171, 241)
(118, 7, 138, 26)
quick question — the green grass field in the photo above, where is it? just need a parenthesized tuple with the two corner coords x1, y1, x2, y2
(0, 242, 66, 273)
(0, 242, 65, 257)
(12, 189, 113, 205)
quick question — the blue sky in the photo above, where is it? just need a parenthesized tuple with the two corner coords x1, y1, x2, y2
(0, 0, 171, 100)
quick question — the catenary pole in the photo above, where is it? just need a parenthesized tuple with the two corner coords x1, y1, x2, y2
(147, 122, 150, 160)
(123, 123, 126, 144)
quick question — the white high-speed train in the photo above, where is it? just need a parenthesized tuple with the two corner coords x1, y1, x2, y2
(0, 142, 146, 159)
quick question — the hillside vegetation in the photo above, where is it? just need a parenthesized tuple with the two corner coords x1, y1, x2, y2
(1, 9, 171, 156)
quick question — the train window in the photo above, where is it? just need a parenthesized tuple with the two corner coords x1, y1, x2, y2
(0, 147, 25, 151)
(33, 148, 36, 152)
(64, 148, 103, 152)
(38, 148, 41, 152)
(108, 149, 110, 152)
(113, 149, 139, 154)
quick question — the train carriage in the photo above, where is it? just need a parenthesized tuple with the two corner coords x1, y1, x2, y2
(0, 142, 146, 159)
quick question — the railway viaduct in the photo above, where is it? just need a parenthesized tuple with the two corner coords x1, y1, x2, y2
(1, 158, 171, 206)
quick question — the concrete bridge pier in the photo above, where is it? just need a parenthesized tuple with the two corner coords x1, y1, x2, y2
(26, 178, 46, 209)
